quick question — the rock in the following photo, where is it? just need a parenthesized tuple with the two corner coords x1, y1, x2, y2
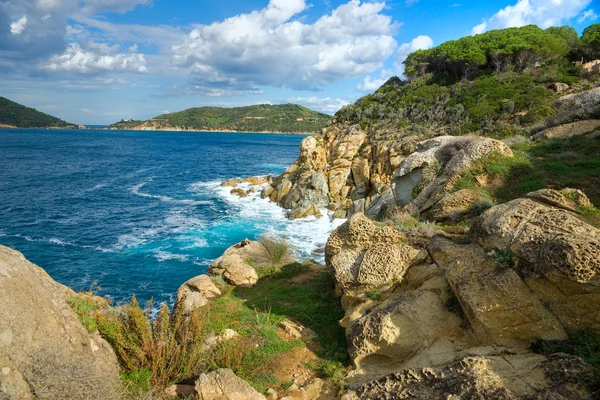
(429, 237, 568, 348)
(289, 203, 322, 219)
(326, 213, 420, 289)
(195, 369, 266, 400)
(428, 189, 487, 221)
(552, 82, 569, 93)
(472, 197, 600, 283)
(354, 353, 596, 399)
(392, 136, 512, 212)
(208, 239, 264, 287)
(0, 245, 121, 400)
(531, 119, 600, 141)
(221, 178, 241, 187)
(532, 87, 600, 133)
(265, 387, 278, 400)
(278, 320, 318, 343)
(165, 384, 196, 397)
(202, 329, 241, 351)
(364, 188, 395, 219)
(333, 209, 347, 219)
(176, 274, 221, 313)
(209, 254, 258, 287)
(230, 188, 248, 198)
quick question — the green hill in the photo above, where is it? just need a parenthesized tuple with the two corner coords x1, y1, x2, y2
(108, 104, 331, 133)
(0, 97, 75, 128)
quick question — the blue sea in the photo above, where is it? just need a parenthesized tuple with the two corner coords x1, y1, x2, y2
(0, 129, 343, 306)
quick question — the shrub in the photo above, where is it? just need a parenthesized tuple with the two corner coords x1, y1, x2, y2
(259, 234, 292, 268)
(95, 297, 208, 389)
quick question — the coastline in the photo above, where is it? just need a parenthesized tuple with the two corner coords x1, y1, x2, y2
(107, 127, 317, 135)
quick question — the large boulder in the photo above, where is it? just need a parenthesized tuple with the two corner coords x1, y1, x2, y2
(392, 136, 512, 212)
(429, 238, 568, 348)
(325, 213, 422, 290)
(472, 193, 600, 284)
(531, 87, 600, 134)
(195, 369, 266, 400)
(350, 353, 596, 399)
(0, 245, 122, 399)
(531, 119, 600, 141)
(176, 274, 222, 313)
(208, 239, 264, 287)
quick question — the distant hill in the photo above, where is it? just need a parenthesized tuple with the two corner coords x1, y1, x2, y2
(108, 104, 331, 133)
(0, 97, 75, 128)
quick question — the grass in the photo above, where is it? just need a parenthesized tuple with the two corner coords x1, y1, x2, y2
(452, 136, 600, 226)
(259, 235, 292, 268)
(531, 329, 600, 391)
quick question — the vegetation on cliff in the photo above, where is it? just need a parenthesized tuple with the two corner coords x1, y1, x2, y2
(0, 96, 75, 128)
(335, 23, 599, 138)
(108, 104, 331, 133)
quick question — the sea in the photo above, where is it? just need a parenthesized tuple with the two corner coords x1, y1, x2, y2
(0, 129, 344, 306)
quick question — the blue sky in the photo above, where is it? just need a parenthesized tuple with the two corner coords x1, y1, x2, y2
(1, 0, 598, 124)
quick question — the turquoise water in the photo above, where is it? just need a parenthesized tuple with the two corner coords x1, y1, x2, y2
(0, 129, 343, 306)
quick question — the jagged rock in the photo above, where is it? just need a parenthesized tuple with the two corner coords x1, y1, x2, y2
(230, 188, 248, 198)
(0, 245, 121, 400)
(222, 176, 270, 187)
(428, 189, 487, 221)
(325, 213, 421, 289)
(176, 274, 221, 313)
(472, 197, 600, 283)
(278, 320, 318, 343)
(195, 368, 266, 400)
(531, 119, 600, 141)
(526, 188, 591, 212)
(365, 188, 395, 219)
(392, 136, 512, 212)
(429, 238, 568, 347)
(289, 202, 322, 219)
(353, 353, 596, 399)
(532, 87, 600, 133)
(208, 239, 264, 287)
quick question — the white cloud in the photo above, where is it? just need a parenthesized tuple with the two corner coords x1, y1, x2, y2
(172, 0, 398, 91)
(45, 42, 148, 73)
(395, 35, 434, 74)
(357, 68, 393, 91)
(578, 9, 599, 23)
(288, 96, 350, 114)
(10, 16, 27, 35)
(471, 0, 592, 35)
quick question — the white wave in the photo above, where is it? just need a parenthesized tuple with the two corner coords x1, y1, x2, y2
(180, 237, 209, 249)
(198, 178, 346, 261)
(131, 181, 212, 206)
(153, 250, 190, 263)
(48, 237, 74, 246)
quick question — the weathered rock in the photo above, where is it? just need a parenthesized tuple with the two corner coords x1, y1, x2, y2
(392, 136, 512, 212)
(289, 202, 323, 219)
(0, 245, 121, 400)
(429, 238, 568, 348)
(278, 320, 318, 343)
(354, 353, 596, 399)
(209, 254, 258, 287)
(532, 87, 600, 133)
(195, 369, 266, 400)
(326, 213, 420, 289)
(531, 119, 600, 141)
(552, 82, 569, 93)
(230, 188, 248, 198)
(176, 274, 221, 313)
(428, 189, 487, 221)
(473, 197, 600, 283)
(208, 239, 264, 287)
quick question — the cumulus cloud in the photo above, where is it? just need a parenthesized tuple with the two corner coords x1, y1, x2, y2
(10, 16, 27, 35)
(288, 96, 350, 114)
(471, 0, 592, 35)
(172, 0, 398, 91)
(45, 42, 147, 73)
(357, 68, 393, 91)
(578, 9, 599, 24)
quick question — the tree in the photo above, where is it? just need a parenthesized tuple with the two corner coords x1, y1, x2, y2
(582, 23, 600, 59)
(546, 26, 580, 49)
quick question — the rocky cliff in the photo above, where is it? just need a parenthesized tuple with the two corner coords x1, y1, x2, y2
(0, 246, 121, 399)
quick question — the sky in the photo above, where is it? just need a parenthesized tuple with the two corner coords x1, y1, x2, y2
(1, 0, 598, 125)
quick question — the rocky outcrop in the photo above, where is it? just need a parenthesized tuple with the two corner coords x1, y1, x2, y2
(195, 369, 266, 400)
(176, 274, 221, 313)
(531, 119, 600, 141)
(208, 239, 264, 287)
(392, 135, 512, 213)
(0, 245, 121, 399)
(349, 353, 596, 400)
(428, 189, 488, 221)
(265, 124, 422, 218)
(531, 86, 600, 134)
